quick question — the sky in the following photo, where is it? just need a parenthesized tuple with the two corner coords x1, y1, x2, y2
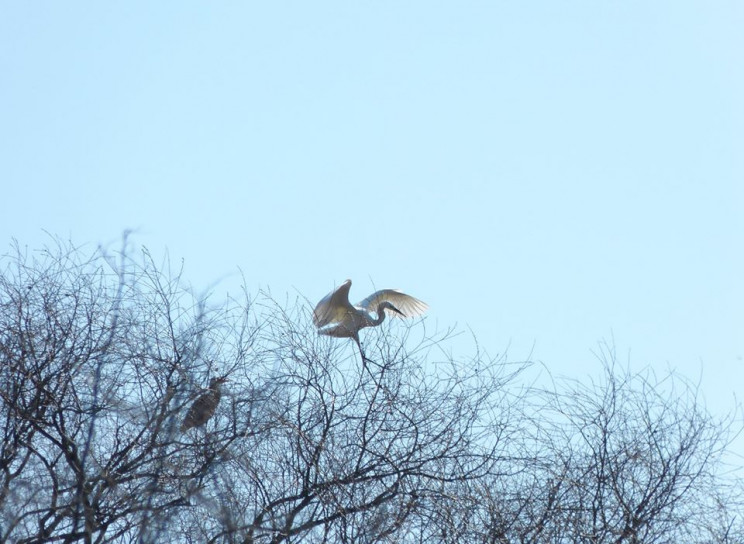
(1, 2, 742, 446)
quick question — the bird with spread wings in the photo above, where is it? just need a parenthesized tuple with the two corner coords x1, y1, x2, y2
(313, 279, 428, 361)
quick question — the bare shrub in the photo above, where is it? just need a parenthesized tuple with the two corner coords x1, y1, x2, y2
(0, 238, 740, 543)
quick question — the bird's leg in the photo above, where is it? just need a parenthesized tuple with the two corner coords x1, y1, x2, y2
(354, 336, 389, 391)
(355, 335, 382, 382)
(354, 335, 368, 367)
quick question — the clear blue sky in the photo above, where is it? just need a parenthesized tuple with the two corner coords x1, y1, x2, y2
(1, 3, 742, 427)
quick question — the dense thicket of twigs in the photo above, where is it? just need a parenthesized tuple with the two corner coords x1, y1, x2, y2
(1, 238, 741, 543)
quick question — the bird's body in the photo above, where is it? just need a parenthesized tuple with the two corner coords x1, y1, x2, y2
(313, 279, 428, 357)
(180, 377, 227, 432)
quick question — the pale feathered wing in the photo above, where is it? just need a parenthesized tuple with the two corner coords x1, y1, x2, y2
(313, 279, 355, 328)
(358, 289, 428, 318)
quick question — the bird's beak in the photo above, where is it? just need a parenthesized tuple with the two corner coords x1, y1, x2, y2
(391, 306, 405, 317)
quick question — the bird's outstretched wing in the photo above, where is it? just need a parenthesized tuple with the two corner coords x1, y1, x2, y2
(358, 289, 428, 318)
(313, 279, 354, 327)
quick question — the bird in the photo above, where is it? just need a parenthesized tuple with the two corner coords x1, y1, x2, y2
(313, 279, 428, 359)
(180, 377, 228, 432)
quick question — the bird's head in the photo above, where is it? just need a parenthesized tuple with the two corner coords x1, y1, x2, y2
(209, 376, 229, 388)
(381, 301, 405, 317)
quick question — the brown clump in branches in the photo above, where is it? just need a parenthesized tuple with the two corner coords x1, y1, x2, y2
(180, 377, 228, 432)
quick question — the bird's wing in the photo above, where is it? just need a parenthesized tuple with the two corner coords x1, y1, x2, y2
(313, 279, 355, 327)
(357, 289, 428, 318)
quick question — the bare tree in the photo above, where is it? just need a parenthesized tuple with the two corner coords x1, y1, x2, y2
(210, 298, 524, 544)
(427, 347, 744, 544)
(0, 238, 259, 543)
(1, 237, 741, 543)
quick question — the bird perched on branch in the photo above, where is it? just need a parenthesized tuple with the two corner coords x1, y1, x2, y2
(180, 377, 227, 432)
(313, 279, 428, 360)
